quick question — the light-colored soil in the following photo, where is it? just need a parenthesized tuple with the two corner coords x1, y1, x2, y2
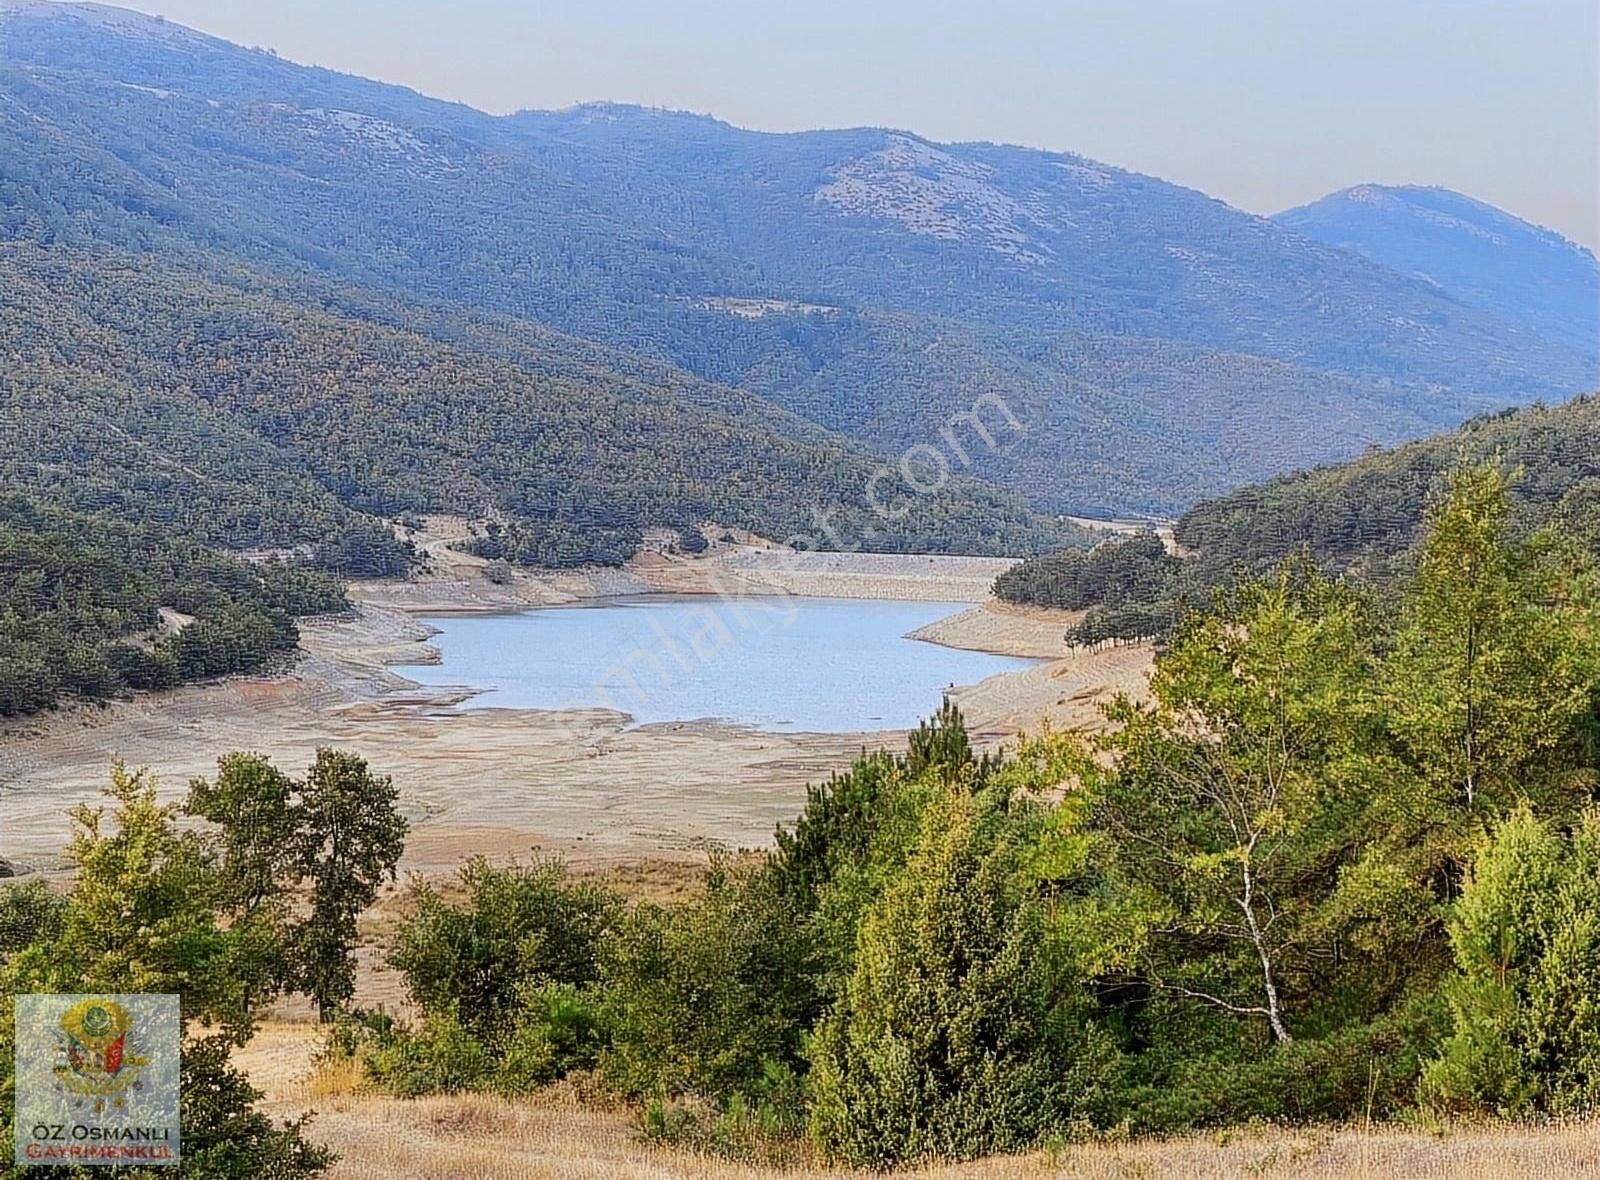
(0, 527, 1150, 877)
(909, 599, 1083, 658)
(911, 601, 1152, 736)
(237, 1023, 1600, 1180)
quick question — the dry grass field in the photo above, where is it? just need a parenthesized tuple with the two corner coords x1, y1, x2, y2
(239, 1023, 1600, 1180)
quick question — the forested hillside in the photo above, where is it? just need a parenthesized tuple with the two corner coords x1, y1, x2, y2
(997, 396, 1600, 641)
(1176, 395, 1600, 576)
(2, 0, 1593, 513)
(1, 243, 1079, 581)
(0, 491, 345, 715)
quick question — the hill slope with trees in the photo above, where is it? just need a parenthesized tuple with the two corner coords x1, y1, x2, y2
(0, 491, 346, 715)
(2, 0, 1594, 513)
(997, 396, 1600, 643)
(1, 242, 1080, 573)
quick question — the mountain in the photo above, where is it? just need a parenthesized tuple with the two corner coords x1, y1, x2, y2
(1275, 185, 1600, 355)
(3, 0, 1596, 515)
(0, 242, 1079, 575)
(994, 393, 1600, 641)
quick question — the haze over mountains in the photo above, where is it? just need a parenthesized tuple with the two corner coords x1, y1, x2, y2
(2, 0, 1596, 545)
(1276, 185, 1600, 355)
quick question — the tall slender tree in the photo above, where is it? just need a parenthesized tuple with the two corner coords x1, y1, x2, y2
(187, 753, 304, 1015)
(1385, 465, 1600, 846)
(293, 749, 408, 1020)
(1094, 564, 1379, 1044)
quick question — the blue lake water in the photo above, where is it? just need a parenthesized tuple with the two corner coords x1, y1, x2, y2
(401, 596, 1041, 732)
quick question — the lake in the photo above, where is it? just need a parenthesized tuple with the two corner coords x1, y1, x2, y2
(401, 596, 1042, 732)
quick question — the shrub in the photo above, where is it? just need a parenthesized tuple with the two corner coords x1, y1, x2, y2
(1123, 992, 1449, 1132)
(169, 1036, 336, 1180)
(807, 788, 1120, 1166)
(0, 880, 67, 959)
(491, 983, 607, 1093)
(363, 1014, 493, 1097)
(599, 861, 816, 1101)
(389, 857, 618, 1044)
(1422, 807, 1600, 1116)
(639, 1061, 810, 1167)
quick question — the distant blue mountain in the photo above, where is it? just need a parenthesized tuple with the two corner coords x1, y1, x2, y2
(1, 0, 1596, 516)
(1275, 185, 1600, 355)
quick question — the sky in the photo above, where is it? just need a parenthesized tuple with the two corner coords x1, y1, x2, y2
(119, 0, 1600, 248)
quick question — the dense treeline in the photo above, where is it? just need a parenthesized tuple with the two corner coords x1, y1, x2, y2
(0, 244, 1082, 574)
(993, 531, 1180, 610)
(996, 396, 1600, 642)
(296, 466, 1598, 1166)
(993, 532, 1188, 646)
(0, 492, 345, 716)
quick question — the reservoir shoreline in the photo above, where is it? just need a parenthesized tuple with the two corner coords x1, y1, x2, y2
(0, 538, 1152, 879)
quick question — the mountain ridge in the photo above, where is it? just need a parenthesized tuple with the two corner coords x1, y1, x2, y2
(1275, 183, 1600, 354)
(2, 1, 1594, 518)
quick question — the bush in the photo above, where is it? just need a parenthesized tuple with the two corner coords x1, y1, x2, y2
(807, 788, 1121, 1166)
(0, 880, 67, 959)
(1422, 807, 1600, 1117)
(599, 861, 816, 1101)
(169, 1036, 336, 1180)
(363, 1014, 493, 1097)
(639, 1061, 810, 1167)
(492, 983, 606, 1093)
(1123, 992, 1449, 1132)
(389, 857, 618, 1044)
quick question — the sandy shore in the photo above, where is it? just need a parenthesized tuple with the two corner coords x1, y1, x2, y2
(0, 532, 1151, 878)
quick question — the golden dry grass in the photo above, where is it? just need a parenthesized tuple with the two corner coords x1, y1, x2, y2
(237, 1023, 1600, 1180)
(281, 1091, 1600, 1180)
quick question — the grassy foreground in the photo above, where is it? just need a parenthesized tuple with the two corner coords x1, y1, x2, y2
(243, 1024, 1600, 1180)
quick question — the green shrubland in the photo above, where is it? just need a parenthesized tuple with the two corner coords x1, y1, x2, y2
(6, 463, 1599, 1171)
(324, 464, 1600, 1165)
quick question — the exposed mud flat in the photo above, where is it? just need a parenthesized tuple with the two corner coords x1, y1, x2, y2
(0, 534, 1150, 879)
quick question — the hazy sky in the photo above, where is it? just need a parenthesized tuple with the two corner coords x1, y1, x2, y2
(122, 0, 1599, 248)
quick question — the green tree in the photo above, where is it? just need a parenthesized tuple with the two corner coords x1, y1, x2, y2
(186, 754, 303, 1015)
(599, 860, 817, 1101)
(0, 766, 333, 1179)
(1386, 465, 1600, 827)
(4, 765, 246, 1034)
(1093, 566, 1379, 1044)
(292, 749, 408, 1021)
(188, 754, 302, 915)
(807, 787, 1117, 1166)
(1422, 806, 1600, 1116)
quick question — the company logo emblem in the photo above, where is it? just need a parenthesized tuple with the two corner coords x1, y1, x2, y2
(55, 999, 149, 1114)
(14, 993, 181, 1167)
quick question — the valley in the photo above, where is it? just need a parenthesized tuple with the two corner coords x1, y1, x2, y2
(0, 4, 1596, 1176)
(0, 537, 1151, 877)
